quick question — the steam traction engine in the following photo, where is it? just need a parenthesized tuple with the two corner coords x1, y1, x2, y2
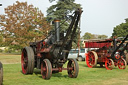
(0, 62, 3, 85)
(84, 35, 128, 70)
(21, 9, 82, 79)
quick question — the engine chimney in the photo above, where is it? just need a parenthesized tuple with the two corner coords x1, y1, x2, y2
(54, 19, 60, 42)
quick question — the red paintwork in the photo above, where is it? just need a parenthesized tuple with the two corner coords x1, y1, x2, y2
(21, 50, 27, 74)
(86, 52, 95, 68)
(117, 58, 126, 69)
(85, 41, 111, 48)
(105, 59, 113, 70)
(36, 41, 53, 59)
(84, 39, 126, 70)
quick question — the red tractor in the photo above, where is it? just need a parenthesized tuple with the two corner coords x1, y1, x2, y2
(0, 62, 3, 85)
(84, 35, 128, 70)
(21, 9, 82, 79)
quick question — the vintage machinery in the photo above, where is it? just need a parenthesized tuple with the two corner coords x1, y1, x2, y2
(84, 35, 128, 70)
(21, 9, 82, 79)
(0, 62, 3, 85)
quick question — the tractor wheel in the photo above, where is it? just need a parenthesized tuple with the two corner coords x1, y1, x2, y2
(21, 47, 35, 74)
(118, 58, 127, 69)
(105, 59, 114, 70)
(0, 62, 3, 85)
(41, 59, 52, 80)
(86, 51, 98, 68)
(77, 56, 83, 61)
(67, 58, 79, 78)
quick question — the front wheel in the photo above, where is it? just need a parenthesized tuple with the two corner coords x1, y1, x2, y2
(67, 59, 79, 78)
(41, 59, 52, 80)
(0, 62, 3, 85)
(118, 58, 126, 69)
(105, 59, 114, 70)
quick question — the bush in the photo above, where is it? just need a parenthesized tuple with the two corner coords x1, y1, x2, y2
(0, 49, 3, 52)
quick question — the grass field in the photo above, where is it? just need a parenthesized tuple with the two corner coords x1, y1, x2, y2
(0, 54, 128, 85)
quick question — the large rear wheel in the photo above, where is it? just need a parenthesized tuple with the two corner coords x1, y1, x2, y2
(67, 58, 79, 78)
(0, 62, 3, 85)
(86, 51, 98, 68)
(21, 47, 35, 74)
(41, 59, 52, 80)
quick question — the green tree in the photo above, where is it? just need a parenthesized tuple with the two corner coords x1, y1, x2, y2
(82, 32, 95, 40)
(47, 0, 81, 31)
(0, 34, 3, 46)
(82, 32, 108, 40)
(0, 1, 51, 51)
(47, 0, 81, 49)
(112, 18, 128, 37)
(98, 35, 108, 39)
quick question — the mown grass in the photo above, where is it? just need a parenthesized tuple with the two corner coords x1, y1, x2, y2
(1, 54, 128, 85)
(0, 54, 21, 64)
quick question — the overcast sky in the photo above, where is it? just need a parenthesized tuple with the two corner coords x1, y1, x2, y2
(0, 0, 128, 37)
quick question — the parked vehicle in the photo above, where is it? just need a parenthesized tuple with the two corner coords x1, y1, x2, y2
(68, 48, 87, 61)
(21, 9, 82, 80)
(84, 35, 128, 70)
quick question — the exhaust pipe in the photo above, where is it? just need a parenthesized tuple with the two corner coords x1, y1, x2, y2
(54, 19, 60, 42)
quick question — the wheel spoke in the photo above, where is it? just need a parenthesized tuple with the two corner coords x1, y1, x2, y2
(41, 59, 52, 80)
(105, 59, 114, 70)
(67, 59, 79, 78)
(21, 47, 35, 74)
(118, 58, 126, 69)
(86, 51, 98, 68)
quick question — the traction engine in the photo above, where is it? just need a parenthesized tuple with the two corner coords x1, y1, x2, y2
(84, 35, 128, 70)
(21, 9, 82, 79)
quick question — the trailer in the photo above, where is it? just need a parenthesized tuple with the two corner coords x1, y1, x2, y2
(21, 9, 82, 79)
(84, 35, 128, 70)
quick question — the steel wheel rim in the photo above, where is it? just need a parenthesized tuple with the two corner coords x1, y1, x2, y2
(86, 52, 95, 68)
(67, 60, 75, 77)
(21, 49, 28, 74)
(78, 57, 82, 61)
(105, 59, 114, 70)
(118, 58, 126, 69)
(41, 61, 47, 79)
